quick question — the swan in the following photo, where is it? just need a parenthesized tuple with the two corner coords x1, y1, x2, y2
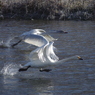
(11, 29, 57, 47)
(18, 40, 83, 72)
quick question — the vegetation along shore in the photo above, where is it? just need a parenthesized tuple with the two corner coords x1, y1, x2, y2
(0, 0, 95, 20)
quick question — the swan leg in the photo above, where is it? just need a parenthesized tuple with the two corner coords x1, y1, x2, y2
(39, 68, 52, 72)
(11, 40, 22, 47)
(18, 66, 31, 72)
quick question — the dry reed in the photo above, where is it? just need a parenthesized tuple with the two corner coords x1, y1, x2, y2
(0, 0, 95, 20)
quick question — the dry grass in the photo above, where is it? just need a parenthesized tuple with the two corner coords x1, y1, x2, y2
(0, 0, 95, 20)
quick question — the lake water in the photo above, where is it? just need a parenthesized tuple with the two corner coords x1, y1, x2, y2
(0, 20, 95, 95)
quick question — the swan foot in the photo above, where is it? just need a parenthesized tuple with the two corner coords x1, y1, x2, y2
(18, 66, 31, 72)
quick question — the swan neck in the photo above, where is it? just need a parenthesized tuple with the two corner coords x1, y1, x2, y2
(56, 55, 79, 64)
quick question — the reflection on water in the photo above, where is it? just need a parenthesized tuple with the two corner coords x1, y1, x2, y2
(1, 75, 53, 95)
(0, 20, 95, 95)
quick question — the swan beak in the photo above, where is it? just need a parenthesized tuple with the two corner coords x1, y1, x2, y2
(77, 56, 83, 60)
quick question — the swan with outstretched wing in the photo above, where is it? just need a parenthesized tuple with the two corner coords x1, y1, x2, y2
(18, 39, 83, 72)
(12, 29, 57, 47)
(10, 29, 83, 72)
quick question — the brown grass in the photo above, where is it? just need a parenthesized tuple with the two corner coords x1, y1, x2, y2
(0, 0, 95, 20)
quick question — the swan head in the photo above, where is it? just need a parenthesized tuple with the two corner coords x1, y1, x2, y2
(77, 56, 83, 60)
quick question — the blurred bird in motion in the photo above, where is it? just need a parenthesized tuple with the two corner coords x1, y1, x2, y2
(18, 29, 83, 72)
(11, 29, 57, 47)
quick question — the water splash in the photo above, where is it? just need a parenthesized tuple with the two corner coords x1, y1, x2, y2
(0, 63, 53, 78)
(1, 63, 19, 76)
(0, 38, 13, 48)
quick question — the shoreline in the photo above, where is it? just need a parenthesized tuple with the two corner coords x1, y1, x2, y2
(0, 0, 95, 20)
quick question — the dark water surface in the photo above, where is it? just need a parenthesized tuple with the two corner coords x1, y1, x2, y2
(0, 20, 95, 95)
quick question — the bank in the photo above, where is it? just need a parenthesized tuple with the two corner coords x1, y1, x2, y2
(0, 0, 95, 20)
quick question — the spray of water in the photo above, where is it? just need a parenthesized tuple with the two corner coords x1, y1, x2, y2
(0, 63, 20, 76)
(0, 38, 13, 48)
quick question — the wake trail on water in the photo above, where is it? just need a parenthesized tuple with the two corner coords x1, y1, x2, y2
(0, 63, 52, 78)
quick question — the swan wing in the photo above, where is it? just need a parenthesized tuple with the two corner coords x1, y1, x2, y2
(23, 34, 48, 47)
(45, 42, 59, 63)
(29, 44, 48, 62)
(43, 34, 57, 42)
(21, 29, 46, 36)
(29, 42, 59, 63)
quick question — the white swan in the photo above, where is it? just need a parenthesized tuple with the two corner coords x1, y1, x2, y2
(18, 39, 83, 72)
(12, 29, 57, 47)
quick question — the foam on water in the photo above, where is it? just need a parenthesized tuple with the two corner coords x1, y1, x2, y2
(1, 63, 19, 76)
(0, 38, 13, 48)
(0, 62, 53, 78)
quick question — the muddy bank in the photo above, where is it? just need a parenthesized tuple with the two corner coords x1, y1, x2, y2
(0, 0, 95, 20)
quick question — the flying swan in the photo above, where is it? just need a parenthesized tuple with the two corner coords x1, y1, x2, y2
(12, 29, 57, 47)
